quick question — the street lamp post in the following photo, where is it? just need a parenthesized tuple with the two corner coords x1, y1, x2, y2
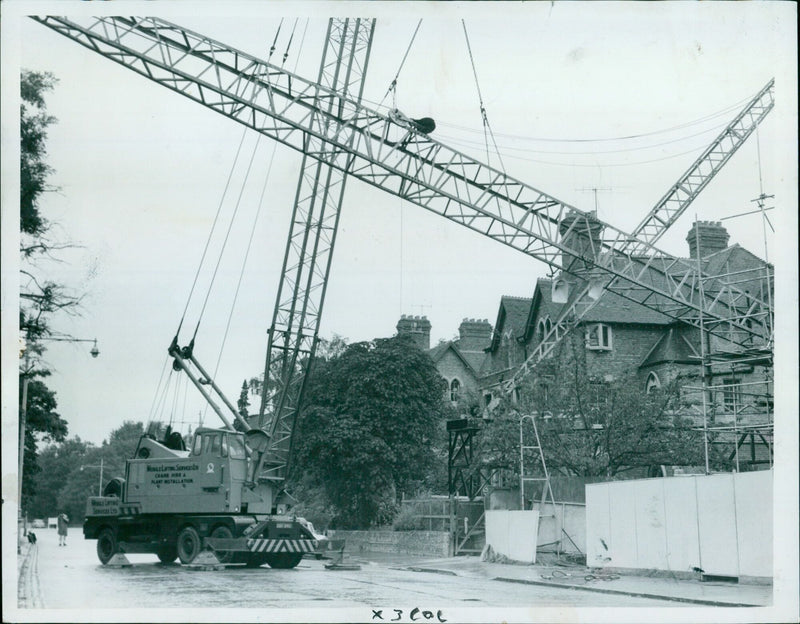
(80, 458, 105, 496)
(18, 335, 100, 542)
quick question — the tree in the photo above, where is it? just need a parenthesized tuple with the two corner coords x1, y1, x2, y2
(19, 70, 85, 511)
(20, 70, 82, 341)
(290, 336, 451, 529)
(481, 332, 717, 481)
(27, 437, 91, 520)
(20, 376, 69, 508)
(28, 421, 145, 524)
(237, 380, 250, 418)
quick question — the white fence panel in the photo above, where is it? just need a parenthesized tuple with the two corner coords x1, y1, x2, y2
(485, 510, 539, 563)
(662, 476, 701, 572)
(734, 470, 772, 577)
(633, 479, 669, 570)
(696, 474, 739, 576)
(585, 484, 611, 566)
(607, 481, 638, 568)
(585, 471, 772, 578)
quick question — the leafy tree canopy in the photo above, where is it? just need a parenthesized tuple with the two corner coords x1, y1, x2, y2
(481, 335, 716, 481)
(27, 421, 145, 524)
(290, 336, 451, 529)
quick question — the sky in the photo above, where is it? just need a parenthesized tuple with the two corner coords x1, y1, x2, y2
(2, 1, 797, 451)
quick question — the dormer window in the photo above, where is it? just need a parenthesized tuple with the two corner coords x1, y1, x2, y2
(586, 323, 612, 350)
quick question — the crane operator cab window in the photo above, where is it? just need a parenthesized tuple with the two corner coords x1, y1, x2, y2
(190, 431, 246, 459)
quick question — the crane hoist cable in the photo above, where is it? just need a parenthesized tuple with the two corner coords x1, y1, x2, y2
(438, 118, 735, 157)
(195, 18, 308, 425)
(174, 19, 292, 344)
(379, 19, 423, 111)
(462, 20, 506, 174)
(438, 91, 754, 143)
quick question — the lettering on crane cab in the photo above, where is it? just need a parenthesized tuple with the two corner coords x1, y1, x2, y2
(146, 462, 200, 486)
(88, 497, 120, 515)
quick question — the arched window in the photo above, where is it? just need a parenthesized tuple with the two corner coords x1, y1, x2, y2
(646, 372, 661, 394)
(537, 316, 553, 342)
(450, 378, 461, 403)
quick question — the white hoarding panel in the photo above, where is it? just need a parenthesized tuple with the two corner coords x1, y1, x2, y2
(607, 481, 638, 568)
(585, 483, 611, 567)
(485, 510, 539, 563)
(734, 470, 772, 577)
(662, 476, 701, 573)
(633, 479, 669, 570)
(696, 473, 739, 576)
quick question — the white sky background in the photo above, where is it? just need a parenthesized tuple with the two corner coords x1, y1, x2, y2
(3, 1, 796, 447)
(1, 2, 798, 623)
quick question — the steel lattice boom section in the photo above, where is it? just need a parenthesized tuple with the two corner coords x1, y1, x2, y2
(257, 18, 375, 481)
(631, 79, 774, 246)
(33, 17, 773, 353)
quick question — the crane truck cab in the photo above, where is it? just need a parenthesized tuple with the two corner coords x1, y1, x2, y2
(83, 422, 317, 568)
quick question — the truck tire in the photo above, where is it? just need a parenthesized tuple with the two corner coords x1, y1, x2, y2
(96, 527, 118, 565)
(265, 552, 303, 569)
(209, 525, 234, 564)
(177, 526, 201, 564)
(245, 553, 270, 568)
(156, 544, 178, 564)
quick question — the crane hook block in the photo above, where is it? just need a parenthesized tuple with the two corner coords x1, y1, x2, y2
(412, 117, 436, 134)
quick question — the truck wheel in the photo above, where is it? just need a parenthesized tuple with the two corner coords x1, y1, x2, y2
(177, 526, 201, 564)
(96, 528, 118, 565)
(265, 553, 303, 569)
(156, 545, 178, 564)
(245, 554, 269, 568)
(209, 525, 234, 564)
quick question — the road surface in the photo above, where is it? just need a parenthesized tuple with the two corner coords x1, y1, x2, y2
(21, 527, 675, 616)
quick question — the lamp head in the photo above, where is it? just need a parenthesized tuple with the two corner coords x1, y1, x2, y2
(90, 339, 100, 358)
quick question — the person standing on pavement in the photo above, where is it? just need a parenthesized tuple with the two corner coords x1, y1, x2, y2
(57, 512, 69, 546)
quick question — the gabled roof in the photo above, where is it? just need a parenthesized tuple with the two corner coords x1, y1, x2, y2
(639, 326, 700, 368)
(490, 296, 532, 351)
(430, 340, 486, 375)
(525, 273, 674, 331)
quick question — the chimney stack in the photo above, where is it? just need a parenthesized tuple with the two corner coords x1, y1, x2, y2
(559, 210, 604, 273)
(396, 315, 432, 351)
(686, 221, 730, 259)
(458, 318, 493, 350)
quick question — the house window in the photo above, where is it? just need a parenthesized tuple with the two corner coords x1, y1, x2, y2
(586, 323, 612, 350)
(449, 378, 461, 403)
(538, 317, 553, 341)
(645, 372, 661, 394)
(721, 377, 742, 413)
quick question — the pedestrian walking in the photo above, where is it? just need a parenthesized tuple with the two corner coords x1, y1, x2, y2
(57, 512, 69, 546)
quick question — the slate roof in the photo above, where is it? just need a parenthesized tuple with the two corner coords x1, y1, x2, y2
(430, 338, 490, 375)
(489, 296, 532, 351)
(639, 327, 700, 368)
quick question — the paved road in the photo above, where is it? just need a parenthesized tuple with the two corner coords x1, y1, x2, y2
(24, 527, 674, 617)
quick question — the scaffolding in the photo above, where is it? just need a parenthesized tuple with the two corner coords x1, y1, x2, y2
(682, 202, 775, 473)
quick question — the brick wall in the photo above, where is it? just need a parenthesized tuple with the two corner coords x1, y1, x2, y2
(328, 530, 451, 557)
(582, 323, 663, 381)
(435, 349, 479, 400)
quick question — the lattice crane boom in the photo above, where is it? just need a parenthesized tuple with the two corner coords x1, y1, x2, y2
(256, 18, 375, 481)
(632, 79, 774, 246)
(34, 17, 774, 434)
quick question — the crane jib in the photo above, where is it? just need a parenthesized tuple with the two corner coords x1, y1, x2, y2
(32, 16, 773, 351)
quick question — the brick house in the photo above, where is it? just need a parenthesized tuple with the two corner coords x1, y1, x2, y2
(398, 221, 773, 457)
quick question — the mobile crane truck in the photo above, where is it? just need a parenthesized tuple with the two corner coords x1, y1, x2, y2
(82, 340, 318, 568)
